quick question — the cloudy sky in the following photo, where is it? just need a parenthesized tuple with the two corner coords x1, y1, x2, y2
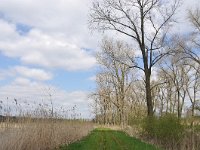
(0, 0, 198, 118)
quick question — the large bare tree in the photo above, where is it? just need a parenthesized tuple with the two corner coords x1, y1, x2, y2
(89, 0, 180, 116)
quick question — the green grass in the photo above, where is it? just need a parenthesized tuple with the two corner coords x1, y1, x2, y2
(59, 128, 161, 150)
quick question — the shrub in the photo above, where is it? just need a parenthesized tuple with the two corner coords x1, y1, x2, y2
(142, 114, 185, 148)
(156, 114, 184, 141)
(142, 116, 158, 137)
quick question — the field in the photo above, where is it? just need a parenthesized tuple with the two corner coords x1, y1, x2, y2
(0, 119, 93, 150)
(60, 128, 160, 150)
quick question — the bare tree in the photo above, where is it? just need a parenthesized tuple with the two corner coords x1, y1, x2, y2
(158, 55, 190, 118)
(89, 0, 180, 116)
(93, 39, 135, 125)
(127, 80, 147, 119)
(184, 63, 200, 117)
(188, 7, 200, 63)
(189, 8, 200, 32)
(178, 39, 200, 66)
(177, 7, 200, 65)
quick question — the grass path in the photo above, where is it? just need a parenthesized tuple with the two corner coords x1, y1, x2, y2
(59, 128, 160, 150)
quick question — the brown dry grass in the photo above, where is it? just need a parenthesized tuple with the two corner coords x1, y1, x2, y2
(0, 119, 94, 150)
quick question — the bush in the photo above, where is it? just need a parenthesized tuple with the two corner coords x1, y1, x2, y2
(142, 116, 158, 137)
(142, 114, 185, 148)
(157, 114, 184, 140)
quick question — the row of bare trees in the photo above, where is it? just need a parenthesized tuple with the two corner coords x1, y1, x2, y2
(153, 55, 200, 118)
(91, 39, 146, 125)
(89, 0, 200, 125)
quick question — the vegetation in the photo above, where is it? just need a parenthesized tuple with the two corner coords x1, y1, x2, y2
(142, 114, 185, 149)
(60, 128, 160, 150)
(1, 0, 200, 150)
(89, 0, 180, 116)
(0, 99, 94, 150)
(89, 0, 200, 149)
(0, 119, 93, 150)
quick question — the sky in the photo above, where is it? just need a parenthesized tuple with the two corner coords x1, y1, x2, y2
(0, 0, 198, 118)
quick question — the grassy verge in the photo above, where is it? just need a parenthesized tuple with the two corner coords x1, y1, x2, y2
(60, 128, 161, 150)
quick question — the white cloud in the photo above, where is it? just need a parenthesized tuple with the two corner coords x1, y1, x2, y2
(88, 76, 96, 81)
(0, 0, 99, 48)
(0, 0, 90, 33)
(0, 69, 14, 80)
(0, 0, 98, 118)
(14, 66, 53, 81)
(13, 77, 32, 86)
(0, 66, 52, 81)
(0, 0, 98, 71)
(0, 20, 18, 40)
(151, 67, 159, 81)
(0, 22, 96, 71)
(0, 0, 196, 72)
(170, 0, 199, 34)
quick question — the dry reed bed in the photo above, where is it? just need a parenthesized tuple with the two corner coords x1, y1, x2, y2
(0, 120, 94, 150)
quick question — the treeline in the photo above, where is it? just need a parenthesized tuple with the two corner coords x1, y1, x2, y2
(89, 0, 200, 125)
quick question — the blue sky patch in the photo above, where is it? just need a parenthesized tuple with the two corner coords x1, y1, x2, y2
(49, 69, 96, 92)
(0, 53, 20, 69)
(16, 23, 32, 35)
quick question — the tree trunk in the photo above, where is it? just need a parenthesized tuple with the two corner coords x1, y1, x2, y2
(177, 90, 181, 118)
(192, 103, 195, 117)
(145, 70, 154, 116)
